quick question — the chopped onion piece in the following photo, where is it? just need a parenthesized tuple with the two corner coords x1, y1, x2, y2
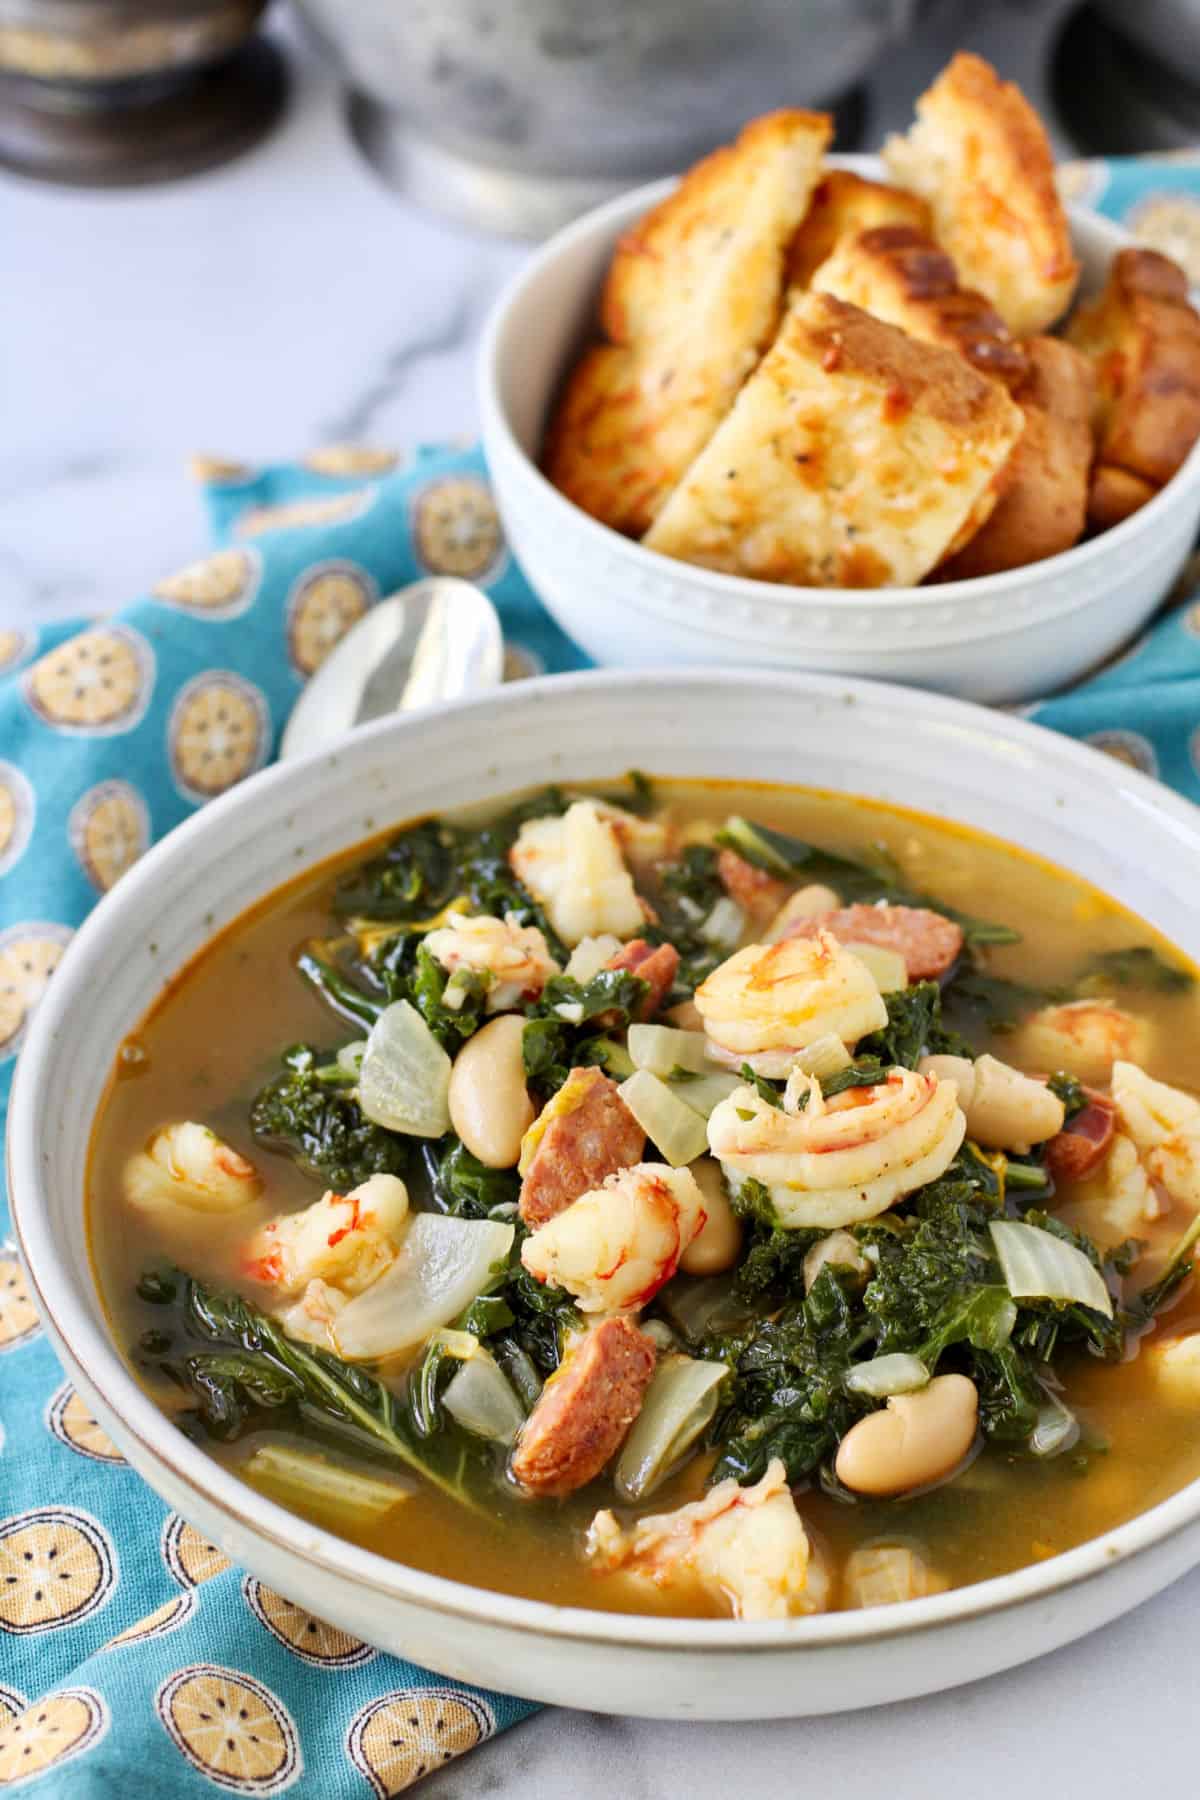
(554, 1001, 585, 1024)
(845, 1353, 930, 1398)
(700, 896, 744, 949)
(443, 1350, 525, 1447)
(618, 1069, 710, 1167)
(989, 1220, 1114, 1318)
(358, 1000, 451, 1138)
(565, 934, 622, 984)
(1029, 1391, 1080, 1459)
(615, 1355, 728, 1500)
(845, 942, 908, 994)
(334, 1216, 515, 1361)
(792, 1033, 853, 1081)
(627, 1023, 712, 1077)
(669, 1071, 742, 1120)
(242, 1444, 410, 1527)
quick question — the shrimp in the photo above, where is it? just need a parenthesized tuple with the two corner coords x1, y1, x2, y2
(424, 911, 560, 1012)
(1098, 1131, 1164, 1237)
(123, 1121, 262, 1216)
(707, 1067, 965, 1228)
(242, 1172, 410, 1299)
(521, 1163, 707, 1313)
(694, 930, 888, 1074)
(1111, 1060, 1200, 1211)
(510, 800, 646, 947)
(587, 1458, 827, 1621)
(1014, 999, 1149, 1086)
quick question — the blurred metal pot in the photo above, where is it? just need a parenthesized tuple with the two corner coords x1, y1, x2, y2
(0, 1, 286, 184)
(294, 0, 920, 236)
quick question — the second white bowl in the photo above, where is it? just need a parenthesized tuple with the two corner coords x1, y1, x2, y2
(479, 155, 1200, 704)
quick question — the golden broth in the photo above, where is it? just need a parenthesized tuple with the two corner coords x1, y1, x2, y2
(87, 779, 1200, 1615)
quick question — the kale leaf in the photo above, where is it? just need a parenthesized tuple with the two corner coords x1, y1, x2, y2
(1048, 1070, 1087, 1122)
(419, 1136, 520, 1219)
(1079, 945, 1194, 994)
(334, 819, 458, 923)
(534, 968, 648, 1027)
(141, 1268, 484, 1506)
(939, 964, 1054, 1044)
(249, 1045, 407, 1188)
(709, 1268, 865, 1485)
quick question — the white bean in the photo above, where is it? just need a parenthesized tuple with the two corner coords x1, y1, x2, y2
(763, 884, 842, 943)
(447, 1015, 535, 1169)
(835, 1373, 978, 1497)
(966, 1054, 1065, 1150)
(920, 1053, 1064, 1151)
(679, 1157, 743, 1276)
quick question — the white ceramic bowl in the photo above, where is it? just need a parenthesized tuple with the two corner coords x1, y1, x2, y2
(11, 669, 1200, 1720)
(479, 156, 1200, 705)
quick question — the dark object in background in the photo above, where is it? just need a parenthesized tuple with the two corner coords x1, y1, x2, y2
(0, 0, 287, 185)
(1054, 1, 1200, 155)
(294, 0, 911, 238)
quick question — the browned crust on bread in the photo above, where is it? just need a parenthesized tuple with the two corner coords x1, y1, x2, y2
(883, 52, 1078, 335)
(543, 110, 831, 536)
(797, 292, 1015, 432)
(510, 1317, 657, 1497)
(643, 291, 1024, 588)
(813, 224, 1029, 387)
(786, 169, 932, 291)
(600, 109, 830, 343)
(1086, 464, 1159, 531)
(1067, 248, 1200, 527)
(938, 337, 1094, 578)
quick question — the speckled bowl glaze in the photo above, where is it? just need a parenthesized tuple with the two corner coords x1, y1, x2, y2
(479, 157, 1200, 705)
(11, 670, 1200, 1718)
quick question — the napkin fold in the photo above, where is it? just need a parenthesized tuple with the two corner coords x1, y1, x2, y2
(3, 153, 1200, 1796)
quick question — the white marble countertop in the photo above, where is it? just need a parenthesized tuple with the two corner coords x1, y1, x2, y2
(4, 7, 1193, 1795)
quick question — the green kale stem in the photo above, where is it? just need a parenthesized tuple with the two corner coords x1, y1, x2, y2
(1133, 1210, 1200, 1321)
(296, 946, 383, 1031)
(154, 1270, 484, 1514)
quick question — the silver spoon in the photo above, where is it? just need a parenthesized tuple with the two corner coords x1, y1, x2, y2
(279, 576, 504, 761)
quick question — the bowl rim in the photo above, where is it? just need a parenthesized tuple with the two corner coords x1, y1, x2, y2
(11, 664, 1200, 1656)
(478, 155, 1200, 614)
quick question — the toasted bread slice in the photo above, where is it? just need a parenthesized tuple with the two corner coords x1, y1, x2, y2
(1087, 466, 1159, 531)
(937, 337, 1094, 578)
(643, 291, 1023, 587)
(786, 169, 932, 290)
(812, 225, 1028, 387)
(543, 109, 831, 536)
(1066, 247, 1200, 526)
(883, 52, 1078, 336)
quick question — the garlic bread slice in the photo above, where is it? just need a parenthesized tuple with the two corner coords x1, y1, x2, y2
(643, 291, 1023, 587)
(883, 52, 1077, 335)
(543, 109, 831, 536)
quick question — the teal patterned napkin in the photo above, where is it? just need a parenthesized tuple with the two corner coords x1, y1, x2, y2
(4, 153, 1200, 1795)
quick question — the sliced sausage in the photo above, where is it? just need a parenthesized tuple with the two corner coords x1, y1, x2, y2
(1044, 1089, 1117, 1183)
(519, 1065, 646, 1228)
(605, 938, 680, 1020)
(510, 1316, 657, 1497)
(716, 848, 787, 918)
(784, 902, 964, 980)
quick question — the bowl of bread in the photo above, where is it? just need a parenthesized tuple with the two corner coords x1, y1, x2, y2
(480, 53, 1200, 703)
